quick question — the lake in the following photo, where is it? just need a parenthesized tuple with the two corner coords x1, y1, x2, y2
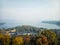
(0, 21, 60, 29)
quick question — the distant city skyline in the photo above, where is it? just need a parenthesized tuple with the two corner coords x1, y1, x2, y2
(0, 0, 60, 24)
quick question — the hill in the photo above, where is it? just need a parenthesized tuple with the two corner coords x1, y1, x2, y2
(7, 25, 44, 33)
(15, 25, 40, 33)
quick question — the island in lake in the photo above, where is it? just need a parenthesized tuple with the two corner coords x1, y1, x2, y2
(42, 21, 60, 25)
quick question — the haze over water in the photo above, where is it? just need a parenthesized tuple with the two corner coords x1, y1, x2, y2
(0, 0, 60, 29)
(0, 20, 60, 29)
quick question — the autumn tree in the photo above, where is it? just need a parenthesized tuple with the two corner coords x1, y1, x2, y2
(24, 35, 31, 45)
(12, 36, 24, 45)
(4, 35, 10, 45)
(0, 33, 4, 45)
(37, 30, 58, 45)
(36, 35, 48, 45)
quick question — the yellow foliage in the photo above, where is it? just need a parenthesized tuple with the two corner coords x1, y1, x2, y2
(0, 33, 4, 38)
(12, 36, 24, 45)
(0, 33, 10, 45)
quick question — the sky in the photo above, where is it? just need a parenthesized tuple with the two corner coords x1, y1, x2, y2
(0, 0, 60, 24)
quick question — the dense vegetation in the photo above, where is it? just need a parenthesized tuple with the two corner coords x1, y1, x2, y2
(0, 30, 59, 45)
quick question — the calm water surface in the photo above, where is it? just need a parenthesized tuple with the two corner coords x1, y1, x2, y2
(0, 21, 60, 29)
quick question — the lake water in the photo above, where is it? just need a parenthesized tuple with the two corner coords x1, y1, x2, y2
(0, 21, 60, 29)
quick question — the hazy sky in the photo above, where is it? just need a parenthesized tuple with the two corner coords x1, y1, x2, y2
(0, 0, 60, 24)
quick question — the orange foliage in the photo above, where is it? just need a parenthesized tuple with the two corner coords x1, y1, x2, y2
(36, 35, 48, 45)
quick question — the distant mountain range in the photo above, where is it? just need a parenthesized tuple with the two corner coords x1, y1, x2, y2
(42, 21, 60, 25)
